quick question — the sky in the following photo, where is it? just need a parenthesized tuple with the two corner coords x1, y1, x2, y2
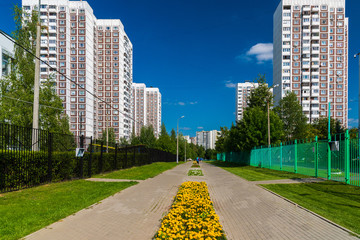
(0, 0, 360, 137)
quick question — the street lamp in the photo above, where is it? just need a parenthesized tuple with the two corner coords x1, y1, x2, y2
(354, 53, 360, 131)
(177, 116, 185, 163)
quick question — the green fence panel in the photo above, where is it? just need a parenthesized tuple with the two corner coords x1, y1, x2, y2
(317, 140, 329, 178)
(297, 142, 316, 176)
(349, 134, 360, 187)
(281, 144, 295, 172)
(330, 133, 346, 183)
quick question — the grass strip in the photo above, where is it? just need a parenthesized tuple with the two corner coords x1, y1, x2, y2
(0, 180, 137, 240)
(188, 169, 204, 176)
(95, 162, 179, 180)
(155, 182, 226, 239)
(210, 161, 310, 181)
(262, 181, 360, 235)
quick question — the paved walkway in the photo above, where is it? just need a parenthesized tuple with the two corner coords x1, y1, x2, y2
(25, 162, 358, 240)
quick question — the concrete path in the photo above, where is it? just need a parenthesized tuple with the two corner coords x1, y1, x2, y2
(25, 161, 358, 240)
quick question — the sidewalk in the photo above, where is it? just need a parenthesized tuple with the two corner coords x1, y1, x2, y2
(25, 161, 358, 240)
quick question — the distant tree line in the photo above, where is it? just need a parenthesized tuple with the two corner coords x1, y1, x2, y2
(101, 124, 211, 160)
(215, 74, 355, 153)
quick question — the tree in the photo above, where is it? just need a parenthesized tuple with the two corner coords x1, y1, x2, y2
(312, 117, 345, 140)
(215, 126, 229, 153)
(139, 125, 156, 148)
(100, 128, 116, 146)
(275, 91, 308, 141)
(247, 74, 273, 112)
(0, 6, 70, 134)
(157, 123, 175, 153)
(236, 106, 284, 151)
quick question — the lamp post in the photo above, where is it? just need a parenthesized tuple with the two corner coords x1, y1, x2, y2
(176, 116, 184, 163)
(354, 53, 360, 132)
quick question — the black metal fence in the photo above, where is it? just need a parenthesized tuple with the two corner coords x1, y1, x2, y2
(0, 123, 176, 193)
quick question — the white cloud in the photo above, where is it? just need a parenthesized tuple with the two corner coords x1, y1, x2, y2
(181, 127, 191, 131)
(197, 126, 204, 130)
(189, 101, 198, 105)
(178, 102, 185, 106)
(348, 118, 359, 126)
(225, 80, 236, 88)
(236, 43, 273, 64)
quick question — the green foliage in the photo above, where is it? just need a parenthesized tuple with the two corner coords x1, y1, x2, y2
(215, 126, 229, 153)
(100, 128, 116, 146)
(139, 125, 157, 148)
(157, 123, 175, 153)
(312, 117, 345, 140)
(247, 74, 273, 111)
(0, 6, 70, 134)
(275, 91, 308, 141)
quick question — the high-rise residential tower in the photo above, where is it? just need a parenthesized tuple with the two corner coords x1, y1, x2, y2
(132, 83, 162, 137)
(196, 130, 219, 150)
(236, 82, 259, 121)
(22, 0, 133, 139)
(273, 0, 348, 127)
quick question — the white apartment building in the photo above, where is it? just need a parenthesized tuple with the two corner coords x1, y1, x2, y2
(236, 81, 259, 121)
(196, 130, 219, 150)
(96, 20, 133, 140)
(132, 83, 162, 137)
(22, 0, 133, 139)
(273, 0, 348, 127)
(0, 33, 14, 77)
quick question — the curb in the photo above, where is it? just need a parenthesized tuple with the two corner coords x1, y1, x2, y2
(257, 184, 360, 239)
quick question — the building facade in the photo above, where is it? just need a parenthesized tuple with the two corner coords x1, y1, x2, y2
(236, 82, 259, 121)
(132, 83, 161, 137)
(196, 130, 219, 150)
(22, 0, 133, 139)
(0, 33, 14, 77)
(273, 0, 348, 127)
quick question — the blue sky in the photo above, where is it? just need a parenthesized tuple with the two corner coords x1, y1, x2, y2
(0, 0, 359, 137)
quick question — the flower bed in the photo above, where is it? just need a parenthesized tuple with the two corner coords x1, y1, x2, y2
(155, 181, 226, 240)
(188, 169, 204, 176)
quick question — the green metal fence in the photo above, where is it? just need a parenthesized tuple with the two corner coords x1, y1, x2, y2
(218, 129, 360, 187)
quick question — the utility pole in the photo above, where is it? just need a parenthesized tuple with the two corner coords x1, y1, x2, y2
(32, 0, 41, 151)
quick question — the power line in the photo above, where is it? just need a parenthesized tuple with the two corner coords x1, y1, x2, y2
(0, 29, 139, 125)
(0, 95, 69, 111)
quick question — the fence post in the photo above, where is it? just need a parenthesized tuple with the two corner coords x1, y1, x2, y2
(79, 135, 84, 178)
(328, 136, 332, 181)
(114, 143, 118, 170)
(125, 145, 128, 168)
(47, 132, 52, 182)
(133, 146, 136, 166)
(88, 136, 92, 177)
(345, 130, 350, 184)
(315, 136, 318, 178)
(294, 140, 298, 173)
(100, 142, 104, 173)
(280, 142, 283, 171)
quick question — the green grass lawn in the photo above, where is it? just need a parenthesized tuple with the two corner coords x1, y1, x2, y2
(94, 162, 180, 180)
(262, 181, 360, 235)
(210, 161, 311, 181)
(0, 180, 137, 240)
